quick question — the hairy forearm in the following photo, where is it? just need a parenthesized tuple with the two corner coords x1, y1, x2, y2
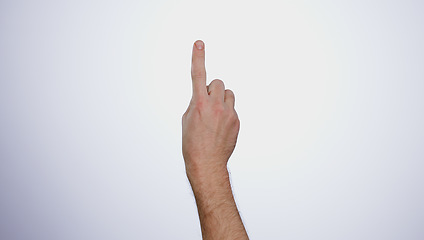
(187, 167, 249, 240)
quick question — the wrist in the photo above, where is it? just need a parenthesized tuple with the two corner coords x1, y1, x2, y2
(185, 162, 230, 194)
(187, 165, 236, 214)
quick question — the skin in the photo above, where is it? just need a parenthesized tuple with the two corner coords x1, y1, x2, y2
(182, 40, 249, 240)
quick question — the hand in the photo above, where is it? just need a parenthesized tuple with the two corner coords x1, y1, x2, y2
(182, 40, 240, 181)
(182, 40, 249, 240)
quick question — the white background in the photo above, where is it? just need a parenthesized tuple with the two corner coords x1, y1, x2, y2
(1, 0, 423, 239)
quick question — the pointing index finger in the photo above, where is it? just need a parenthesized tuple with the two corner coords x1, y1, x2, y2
(191, 40, 207, 99)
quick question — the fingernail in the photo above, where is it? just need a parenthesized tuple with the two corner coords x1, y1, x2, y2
(195, 40, 204, 50)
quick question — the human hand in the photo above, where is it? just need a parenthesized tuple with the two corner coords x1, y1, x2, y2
(182, 40, 249, 240)
(182, 40, 240, 182)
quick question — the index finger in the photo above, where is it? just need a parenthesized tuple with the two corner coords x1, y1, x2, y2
(191, 40, 207, 99)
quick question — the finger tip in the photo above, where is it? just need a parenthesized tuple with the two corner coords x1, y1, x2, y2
(194, 40, 204, 50)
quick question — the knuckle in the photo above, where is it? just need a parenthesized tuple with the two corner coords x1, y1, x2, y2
(213, 103, 225, 114)
(182, 110, 189, 119)
(225, 89, 235, 99)
(230, 110, 239, 122)
(193, 102, 204, 111)
(225, 89, 234, 95)
(191, 69, 205, 78)
(192, 98, 209, 114)
(191, 71, 202, 79)
(212, 79, 225, 87)
(192, 96, 205, 106)
(216, 105, 225, 113)
(230, 110, 237, 119)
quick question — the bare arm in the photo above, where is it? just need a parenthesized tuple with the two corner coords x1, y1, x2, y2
(182, 40, 249, 240)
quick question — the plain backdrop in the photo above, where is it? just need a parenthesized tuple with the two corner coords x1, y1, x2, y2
(1, 0, 423, 239)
